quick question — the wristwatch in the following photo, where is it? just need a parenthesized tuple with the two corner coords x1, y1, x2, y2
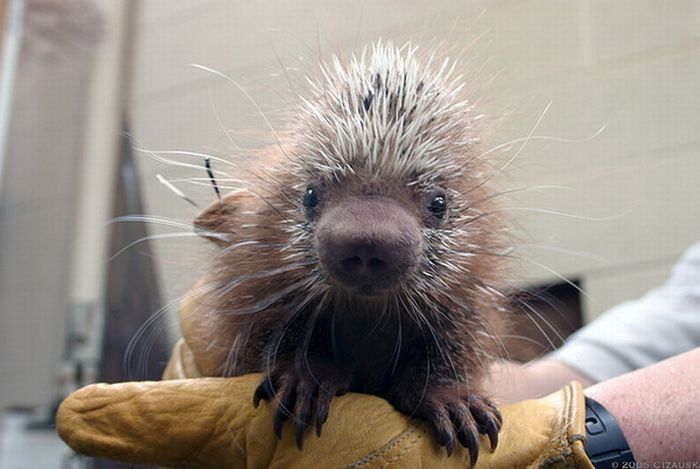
(583, 396, 636, 468)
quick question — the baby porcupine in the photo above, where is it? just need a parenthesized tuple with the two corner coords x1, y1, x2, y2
(190, 41, 507, 464)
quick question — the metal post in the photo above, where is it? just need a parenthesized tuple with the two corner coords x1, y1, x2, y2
(0, 0, 25, 198)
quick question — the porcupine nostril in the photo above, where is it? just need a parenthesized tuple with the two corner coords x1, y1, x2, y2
(340, 249, 389, 277)
(368, 257, 387, 271)
(341, 256, 363, 273)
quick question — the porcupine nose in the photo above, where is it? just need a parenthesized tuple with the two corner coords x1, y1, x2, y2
(317, 196, 422, 295)
(338, 241, 396, 279)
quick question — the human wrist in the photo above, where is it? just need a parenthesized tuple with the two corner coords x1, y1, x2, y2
(584, 349, 700, 464)
(580, 394, 635, 467)
(584, 381, 641, 463)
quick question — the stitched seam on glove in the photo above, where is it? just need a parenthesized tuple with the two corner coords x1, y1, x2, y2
(376, 433, 422, 468)
(344, 426, 418, 468)
(539, 383, 579, 469)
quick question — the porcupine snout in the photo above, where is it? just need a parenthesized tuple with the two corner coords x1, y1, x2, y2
(316, 196, 422, 296)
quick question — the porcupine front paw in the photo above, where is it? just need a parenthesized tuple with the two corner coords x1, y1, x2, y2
(252, 359, 352, 449)
(391, 385, 502, 466)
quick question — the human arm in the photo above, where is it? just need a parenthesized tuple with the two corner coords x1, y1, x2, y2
(551, 243, 700, 384)
(585, 347, 700, 463)
(487, 243, 700, 403)
(484, 242, 700, 464)
(485, 349, 700, 464)
(485, 358, 593, 404)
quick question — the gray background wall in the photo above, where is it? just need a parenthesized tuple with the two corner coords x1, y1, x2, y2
(130, 0, 700, 325)
(0, 0, 105, 409)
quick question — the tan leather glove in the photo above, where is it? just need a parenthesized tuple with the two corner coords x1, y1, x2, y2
(57, 374, 592, 468)
(57, 286, 594, 468)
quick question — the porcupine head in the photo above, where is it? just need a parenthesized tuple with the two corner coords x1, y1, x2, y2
(187, 41, 507, 461)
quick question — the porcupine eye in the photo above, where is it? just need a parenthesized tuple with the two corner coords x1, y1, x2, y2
(428, 191, 447, 219)
(303, 185, 320, 210)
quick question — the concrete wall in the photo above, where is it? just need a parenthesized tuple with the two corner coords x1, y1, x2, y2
(0, 0, 128, 409)
(0, 0, 102, 408)
(129, 1, 700, 323)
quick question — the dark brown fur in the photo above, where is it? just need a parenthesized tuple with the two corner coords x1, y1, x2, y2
(187, 46, 509, 464)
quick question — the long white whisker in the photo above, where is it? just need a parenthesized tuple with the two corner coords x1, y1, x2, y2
(207, 80, 244, 152)
(134, 146, 234, 178)
(143, 149, 237, 167)
(108, 232, 200, 262)
(124, 282, 219, 379)
(505, 206, 633, 222)
(108, 215, 194, 231)
(463, 121, 607, 166)
(168, 178, 241, 191)
(156, 174, 200, 208)
(513, 300, 564, 350)
(515, 256, 595, 304)
(190, 64, 289, 158)
(518, 243, 606, 262)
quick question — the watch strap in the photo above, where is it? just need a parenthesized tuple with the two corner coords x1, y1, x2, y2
(584, 396, 636, 468)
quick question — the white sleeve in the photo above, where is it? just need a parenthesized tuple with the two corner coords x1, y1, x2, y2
(548, 242, 700, 383)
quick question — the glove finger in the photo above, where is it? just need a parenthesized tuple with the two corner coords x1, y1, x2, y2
(56, 377, 258, 468)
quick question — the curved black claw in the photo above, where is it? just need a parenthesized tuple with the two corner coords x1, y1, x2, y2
(448, 401, 480, 466)
(468, 395, 502, 451)
(252, 361, 352, 449)
(252, 375, 274, 408)
(392, 387, 502, 467)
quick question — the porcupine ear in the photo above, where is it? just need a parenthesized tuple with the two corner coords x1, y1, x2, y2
(193, 189, 256, 246)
